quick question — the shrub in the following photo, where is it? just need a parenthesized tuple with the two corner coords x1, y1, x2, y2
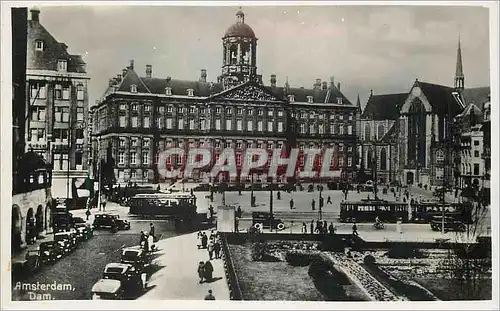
(286, 252, 315, 266)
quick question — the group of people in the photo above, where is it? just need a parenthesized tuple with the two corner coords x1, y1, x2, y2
(301, 220, 337, 235)
(197, 260, 214, 284)
(197, 230, 221, 260)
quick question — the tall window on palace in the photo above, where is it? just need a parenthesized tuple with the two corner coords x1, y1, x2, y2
(380, 148, 387, 170)
(76, 84, 84, 100)
(166, 118, 172, 129)
(300, 123, 305, 133)
(338, 157, 344, 167)
(339, 125, 344, 135)
(156, 117, 162, 129)
(247, 120, 253, 131)
(347, 125, 353, 135)
(31, 107, 46, 121)
(62, 107, 70, 122)
(75, 152, 83, 170)
(318, 124, 324, 134)
(258, 121, 263, 132)
(62, 154, 69, 170)
(143, 117, 150, 128)
(226, 120, 232, 131)
(237, 120, 242, 131)
(131, 116, 138, 128)
(189, 119, 195, 130)
(143, 152, 149, 165)
(309, 124, 315, 134)
(436, 150, 444, 164)
(347, 157, 352, 167)
(77, 107, 84, 121)
(267, 121, 273, 132)
(53, 154, 61, 170)
(474, 164, 480, 175)
(118, 152, 125, 165)
(62, 86, 70, 100)
(215, 119, 221, 130)
(55, 84, 62, 99)
(178, 119, 184, 130)
(364, 124, 371, 141)
(130, 152, 137, 165)
(278, 122, 283, 132)
(330, 123, 335, 134)
(119, 116, 126, 127)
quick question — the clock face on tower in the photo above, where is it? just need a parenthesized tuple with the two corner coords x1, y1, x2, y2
(412, 87, 422, 97)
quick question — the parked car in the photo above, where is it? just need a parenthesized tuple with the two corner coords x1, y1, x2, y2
(91, 279, 123, 300)
(25, 250, 41, 272)
(120, 247, 151, 272)
(430, 216, 466, 232)
(74, 223, 93, 241)
(54, 230, 78, 254)
(252, 211, 285, 231)
(93, 214, 131, 230)
(93, 263, 145, 298)
(39, 241, 63, 262)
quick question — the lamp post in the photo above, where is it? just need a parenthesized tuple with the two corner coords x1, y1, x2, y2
(97, 136, 102, 211)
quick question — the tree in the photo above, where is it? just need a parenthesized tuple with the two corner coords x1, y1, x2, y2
(439, 199, 491, 300)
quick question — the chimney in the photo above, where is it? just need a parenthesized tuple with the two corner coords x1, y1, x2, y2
(337, 82, 340, 90)
(108, 79, 114, 87)
(329, 76, 335, 88)
(270, 74, 277, 87)
(129, 59, 135, 70)
(122, 68, 128, 77)
(30, 7, 40, 22)
(146, 65, 152, 78)
(117, 74, 123, 83)
(314, 78, 322, 89)
(321, 82, 328, 90)
(200, 69, 207, 82)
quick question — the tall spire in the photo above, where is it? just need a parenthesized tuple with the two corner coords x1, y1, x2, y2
(356, 94, 361, 111)
(454, 33, 465, 90)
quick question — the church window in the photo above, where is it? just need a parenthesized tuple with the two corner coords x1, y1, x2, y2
(377, 124, 385, 140)
(380, 148, 387, 170)
(364, 124, 371, 141)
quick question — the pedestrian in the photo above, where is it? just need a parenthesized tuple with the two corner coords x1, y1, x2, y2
(149, 223, 155, 240)
(208, 240, 214, 260)
(209, 229, 216, 241)
(277, 191, 281, 200)
(310, 220, 314, 235)
(197, 231, 203, 249)
(198, 261, 205, 283)
(202, 232, 208, 249)
(148, 232, 155, 252)
(236, 206, 242, 218)
(301, 222, 307, 234)
(85, 208, 91, 221)
(143, 233, 149, 252)
(327, 196, 332, 204)
(204, 289, 216, 300)
(208, 205, 214, 222)
(213, 240, 221, 259)
(289, 198, 294, 210)
(352, 222, 359, 236)
(101, 194, 107, 211)
(311, 199, 316, 211)
(322, 220, 328, 233)
(328, 222, 335, 234)
(203, 260, 214, 282)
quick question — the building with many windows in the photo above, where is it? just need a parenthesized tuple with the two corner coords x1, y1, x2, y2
(91, 10, 358, 185)
(25, 8, 90, 197)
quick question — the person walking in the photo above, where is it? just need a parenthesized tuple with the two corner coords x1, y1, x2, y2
(197, 261, 205, 283)
(327, 196, 332, 204)
(213, 240, 221, 259)
(149, 223, 155, 240)
(328, 222, 335, 234)
(204, 289, 216, 300)
(101, 194, 107, 211)
(311, 199, 316, 211)
(203, 260, 214, 282)
(289, 198, 294, 210)
(310, 220, 314, 235)
(301, 222, 307, 234)
(208, 240, 214, 260)
(322, 221, 328, 234)
(201, 232, 208, 249)
(352, 222, 359, 236)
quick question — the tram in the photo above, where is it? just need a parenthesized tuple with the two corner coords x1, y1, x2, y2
(339, 200, 409, 223)
(128, 192, 198, 218)
(410, 201, 473, 223)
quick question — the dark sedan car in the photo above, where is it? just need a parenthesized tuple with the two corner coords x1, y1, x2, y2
(430, 216, 466, 232)
(252, 211, 285, 231)
(93, 214, 131, 230)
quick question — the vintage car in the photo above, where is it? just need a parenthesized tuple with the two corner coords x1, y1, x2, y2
(74, 224, 93, 242)
(120, 247, 151, 272)
(98, 263, 145, 296)
(430, 216, 466, 232)
(39, 241, 63, 262)
(54, 230, 78, 254)
(251, 211, 285, 231)
(93, 214, 131, 230)
(91, 279, 123, 300)
(24, 250, 41, 272)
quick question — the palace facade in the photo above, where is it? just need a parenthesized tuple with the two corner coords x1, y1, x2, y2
(91, 10, 358, 184)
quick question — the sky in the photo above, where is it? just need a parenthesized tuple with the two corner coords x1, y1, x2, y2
(34, 3, 491, 108)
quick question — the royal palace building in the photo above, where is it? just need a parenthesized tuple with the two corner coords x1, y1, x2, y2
(25, 8, 90, 197)
(91, 10, 358, 185)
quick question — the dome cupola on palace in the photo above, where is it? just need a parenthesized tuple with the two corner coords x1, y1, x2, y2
(223, 10, 256, 38)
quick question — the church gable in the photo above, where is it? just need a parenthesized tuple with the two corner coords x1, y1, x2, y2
(210, 81, 285, 103)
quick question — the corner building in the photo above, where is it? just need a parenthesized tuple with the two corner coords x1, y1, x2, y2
(91, 10, 358, 184)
